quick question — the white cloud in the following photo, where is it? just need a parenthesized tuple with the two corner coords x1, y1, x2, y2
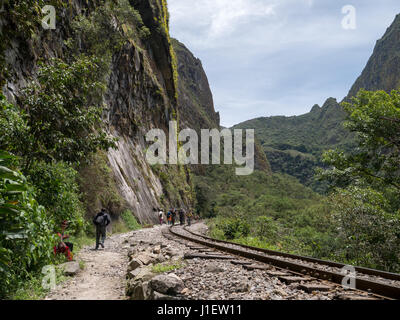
(168, 0, 400, 127)
(169, 0, 275, 40)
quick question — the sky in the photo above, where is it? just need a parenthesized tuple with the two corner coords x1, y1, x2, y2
(168, 0, 400, 127)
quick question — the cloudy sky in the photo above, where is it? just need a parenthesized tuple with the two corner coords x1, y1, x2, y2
(168, 0, 400, 127)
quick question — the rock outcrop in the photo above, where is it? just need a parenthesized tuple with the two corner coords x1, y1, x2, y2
(125, 238, 186, 300)
(347, 14, 400, 98)
(0, 0, 195, 223)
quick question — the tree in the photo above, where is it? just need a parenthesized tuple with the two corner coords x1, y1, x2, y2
(20, 55, 116, 169)
(320, 89, 400, 190)
(319, 88, 400, 272)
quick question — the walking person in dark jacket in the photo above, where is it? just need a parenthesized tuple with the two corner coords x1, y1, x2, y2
(179, 209, 185, 226)
(171, 209, 176, 226)
(93, 208, 111, 250)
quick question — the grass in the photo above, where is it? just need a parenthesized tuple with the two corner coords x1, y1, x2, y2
(121, 210, 142, 231)
(151, 260, 186, 274)
(9, 231, 95, 300)
(10, 264, 67, 300)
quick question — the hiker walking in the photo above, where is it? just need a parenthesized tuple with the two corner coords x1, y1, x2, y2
(158, 209, 164, 225)
(167, 209, 172, 225)
(93, 208, 111, 250)
(186, 211, 193, 226)
(171, 209, 176, 225)
(179, 208, 185, 226)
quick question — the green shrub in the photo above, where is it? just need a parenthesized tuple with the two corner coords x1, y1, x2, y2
(329, 186, 400, 271)
(217, 218, 250, 240)
(121, 210, 141, 231)
(0, 151, 56, 298)
(27, 161, 85, 234)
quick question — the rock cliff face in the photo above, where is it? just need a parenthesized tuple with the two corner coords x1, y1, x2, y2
(172, 38, 220, 130)
(0, 0, 192, 223)
(347, 14, 400, 98)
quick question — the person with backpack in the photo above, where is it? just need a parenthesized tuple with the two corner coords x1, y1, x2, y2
(93, 208, 111, 250)
(179, 209, 185, 226)
(171, 209, 176, 226)
(167, 210, 172, 225)
(186, 211, 193, 226)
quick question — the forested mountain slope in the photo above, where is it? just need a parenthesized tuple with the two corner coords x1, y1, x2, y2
(233, 14, 400, 192)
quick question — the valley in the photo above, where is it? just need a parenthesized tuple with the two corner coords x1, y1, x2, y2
(0, 1, 399, 301)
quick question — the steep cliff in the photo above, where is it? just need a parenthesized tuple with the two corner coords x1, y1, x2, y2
(172, 38, 220, 130)
(1, 0, 194, 223)
(347, 14, 400, 98)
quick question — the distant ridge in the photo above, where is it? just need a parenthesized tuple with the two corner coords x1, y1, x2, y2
(233, 14, 400, 191)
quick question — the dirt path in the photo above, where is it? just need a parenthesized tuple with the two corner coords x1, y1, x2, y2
(45, 231, 134, 300)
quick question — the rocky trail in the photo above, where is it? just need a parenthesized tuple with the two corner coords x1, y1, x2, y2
(45, 223, 355, 300)
(45, 231, 132, 300)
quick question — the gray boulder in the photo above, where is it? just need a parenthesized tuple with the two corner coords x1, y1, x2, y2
(128, 258, 143, 272)
(150, 274, 184, 296)
(137, 253, 154, 265)
(59, 261, 80, 276)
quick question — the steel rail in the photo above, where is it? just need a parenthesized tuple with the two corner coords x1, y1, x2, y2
(183, 226, 400, 282)
(169, 225, 400, 300)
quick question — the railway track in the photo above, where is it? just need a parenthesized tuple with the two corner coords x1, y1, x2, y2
(167, 224, 400, 300)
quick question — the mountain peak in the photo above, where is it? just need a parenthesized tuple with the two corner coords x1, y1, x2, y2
(322, 97, 338, 109)
(346, 14, 400, 98)
(310, 104, 321, 113)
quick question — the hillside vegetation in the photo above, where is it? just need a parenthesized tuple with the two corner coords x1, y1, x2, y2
(233, 98, 354, 192)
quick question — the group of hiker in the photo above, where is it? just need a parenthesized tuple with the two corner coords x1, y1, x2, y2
(158, 208, 196, 226)
(54, 206, 197, 260)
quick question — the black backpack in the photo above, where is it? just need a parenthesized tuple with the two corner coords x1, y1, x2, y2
(95, 213, 105, 226)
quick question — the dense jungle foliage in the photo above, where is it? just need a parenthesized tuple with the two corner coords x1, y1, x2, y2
(201, 89, 400, 272)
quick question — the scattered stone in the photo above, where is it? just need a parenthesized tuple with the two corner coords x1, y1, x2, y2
(272, 288, 288, 297)
(243, 264, 271, 271)
(134, 267, 155, 282)
(266, 270, 291, 277)
(233, 282, 250, 293)
(150, 274, 185, 295)
(278, 276, 312, 284)
(230, 260, 253, 266)
(59, 261, 80, 276)
(155, 254, 166, 263)
(297, 283, 333, 293)
(153, 245, 161, 254)
(181, 288, 190, 295)
(152, 291, 181, 300)
(137, 253, 153, 265)
(205, 264, 224, 273)
(127, 258, 143, 272)
(127, 268, 141, 280)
